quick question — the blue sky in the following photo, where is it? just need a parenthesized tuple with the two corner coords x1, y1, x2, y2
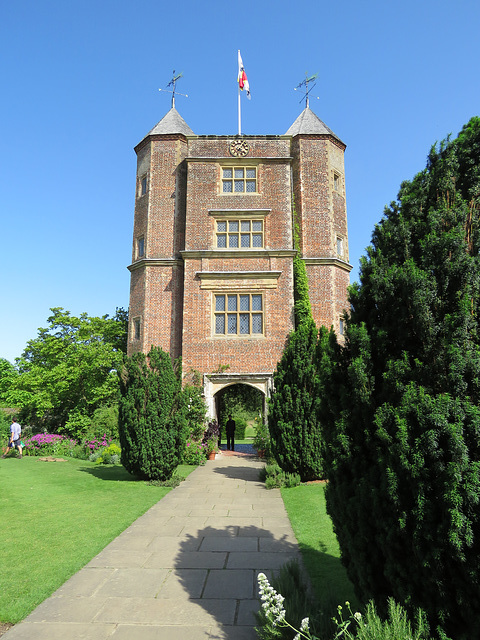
(2, 0, 479, 364)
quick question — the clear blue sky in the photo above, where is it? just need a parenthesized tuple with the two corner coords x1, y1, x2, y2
(2, 0, 479, 364)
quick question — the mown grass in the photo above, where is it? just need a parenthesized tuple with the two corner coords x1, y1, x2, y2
(281, 482, 358, 612)
(0, 457, 194, 623)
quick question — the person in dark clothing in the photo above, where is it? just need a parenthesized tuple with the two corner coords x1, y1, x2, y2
(226, 415, 236, 451)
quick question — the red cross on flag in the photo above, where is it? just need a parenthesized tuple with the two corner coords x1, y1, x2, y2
(238, 51, 251, 99)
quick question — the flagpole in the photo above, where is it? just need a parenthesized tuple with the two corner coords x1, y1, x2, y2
(238, 84, 241, 136)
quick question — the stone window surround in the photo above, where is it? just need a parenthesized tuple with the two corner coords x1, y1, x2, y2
(132, 317, 141, 341)
(197, 271, 281, 340)
(138, 173, 148, 198)
(332, 170, 344, 196)
(213, 292, 264, 337)
(221, 164, 258, 194)
(136, 235, 145, 259)
(336, 234, 344, 258)
(209, 209, 270, 251)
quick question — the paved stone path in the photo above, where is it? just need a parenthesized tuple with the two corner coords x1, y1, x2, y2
(4, 450, 301, 639)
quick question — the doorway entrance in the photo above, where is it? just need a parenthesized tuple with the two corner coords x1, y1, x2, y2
(204, 373, 273, 429)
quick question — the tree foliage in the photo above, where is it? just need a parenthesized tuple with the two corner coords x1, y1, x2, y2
(269, 321, 336, 481)
(0, 358, 18, 406)
(5, 307, 127, 435)
(267, 197, 329, 481)
(322, 117, 480, 639)
(184, 384, 208, 442)
(118, 346, 186, 481)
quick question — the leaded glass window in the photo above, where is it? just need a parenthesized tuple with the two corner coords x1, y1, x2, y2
(214, 293, 264, 336)
(222, 166, 257, 193)
(215, 218, 264, 249)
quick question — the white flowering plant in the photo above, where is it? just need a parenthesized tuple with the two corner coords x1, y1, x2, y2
(257, 572, 430, 640)
(258, 572, 318, 640)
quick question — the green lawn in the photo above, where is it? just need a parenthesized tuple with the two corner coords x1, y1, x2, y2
(281, 483, 358, 610)
(0, 457, 193, 623)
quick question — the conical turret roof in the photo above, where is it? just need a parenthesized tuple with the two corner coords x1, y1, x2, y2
(137, 108, 194, 146)
(285, 107, 344, 144)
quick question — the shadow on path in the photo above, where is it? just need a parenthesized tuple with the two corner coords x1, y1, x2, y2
(173, 524, 300, 637)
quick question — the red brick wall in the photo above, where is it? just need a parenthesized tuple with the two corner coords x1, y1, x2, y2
(181, 137, 295, 375)
(127, 128, 350, 368)
(181, 257, 294, 375)
(127, 134, 188, 358)
(290, 134, 350, 333)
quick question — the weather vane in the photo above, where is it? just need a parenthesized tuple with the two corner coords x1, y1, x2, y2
(159, 70, 188, 108)
(294, 72, 319, 108)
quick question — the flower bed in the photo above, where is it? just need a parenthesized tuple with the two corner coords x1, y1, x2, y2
(23, 433, 78, 458)
(23, 433, 117, 461)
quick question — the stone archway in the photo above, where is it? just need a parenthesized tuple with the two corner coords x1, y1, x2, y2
(203, 373, 273, 423)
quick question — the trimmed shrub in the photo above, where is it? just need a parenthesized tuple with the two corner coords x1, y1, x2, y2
(118, 346, 186, 481)
(269, 321, 336, 481)
(261, 464, 301, 489)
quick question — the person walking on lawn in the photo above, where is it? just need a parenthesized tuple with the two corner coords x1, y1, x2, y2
(2, 418, 23, 458)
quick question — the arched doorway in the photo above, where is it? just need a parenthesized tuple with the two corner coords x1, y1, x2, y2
(203, 373, 273, 426)
(214, 382, 264, 443)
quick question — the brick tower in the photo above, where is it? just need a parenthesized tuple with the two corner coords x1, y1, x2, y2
(127, 106, 351, 417)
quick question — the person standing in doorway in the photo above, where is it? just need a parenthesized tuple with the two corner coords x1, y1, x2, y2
(226, 415, 236, 451)
(1, 417, 23, 458)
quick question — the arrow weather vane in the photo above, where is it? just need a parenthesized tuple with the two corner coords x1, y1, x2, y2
(159, 70, 188, 108)
(294, 72, 319, 108)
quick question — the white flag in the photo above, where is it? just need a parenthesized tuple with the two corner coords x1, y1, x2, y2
(237, 50, 251, 99)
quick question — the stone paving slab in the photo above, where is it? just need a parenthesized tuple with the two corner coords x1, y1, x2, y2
(156, 569, 207, 599)
(199, 536, 258, 552)
(3, 453, 301, 640)
(202, 569, 255, 599)
(94, 597, 237, 625)
(111, 625, 213, 639)
(2, 623, 117, 640)
(54, 568, 116, 597)
(94, 568, 170, 598)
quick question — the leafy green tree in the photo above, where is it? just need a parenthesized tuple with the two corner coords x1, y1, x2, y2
(118, 346, 186, 481)
(268, 321, 336, 482)
(0, 358, 18, 406)
(322, 118, 480, 639)
(6, 307, 127, 435)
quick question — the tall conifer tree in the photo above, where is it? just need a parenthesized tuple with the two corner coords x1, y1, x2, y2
(269, 322, 337, 481)
(268, 204, 334, 481)
(118, 346, 186, 481)
(322, 118, 480, 639)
